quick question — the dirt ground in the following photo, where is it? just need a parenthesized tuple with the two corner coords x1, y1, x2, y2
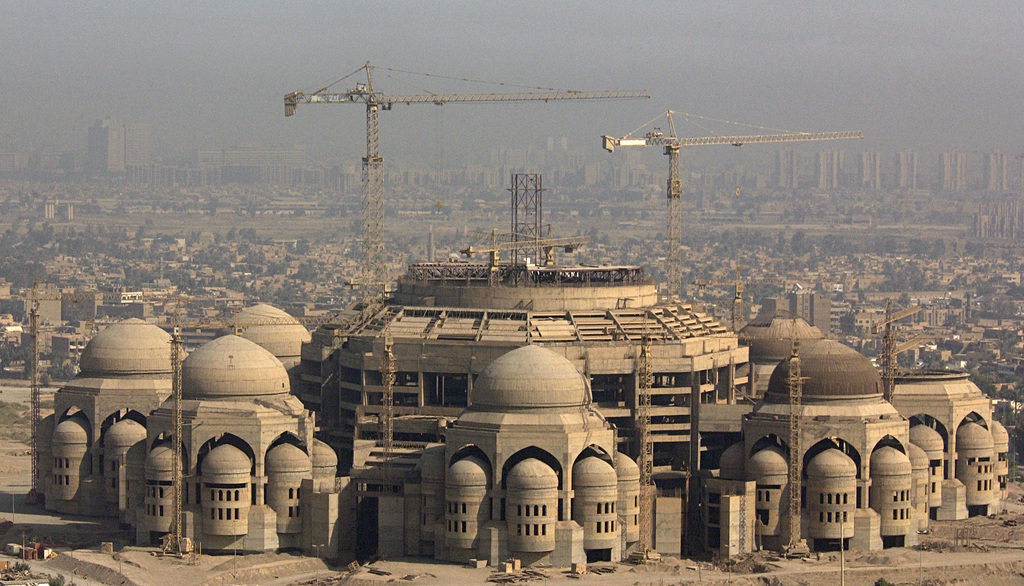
(3, 381, 1024, 584)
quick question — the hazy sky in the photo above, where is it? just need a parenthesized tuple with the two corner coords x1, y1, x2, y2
(2, 2, 1022, 166)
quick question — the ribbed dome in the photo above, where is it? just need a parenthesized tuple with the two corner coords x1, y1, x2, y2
(266, 443, 311, 474)
(739, 313, 823, 363)
(807, 449, 856, 479)
(907, 443, 929, 471)
(236, 304, 311, 360)
(507, 458, 558, 490)
(182, 335, 290, 399)
(53, 418, 89, 445)
(448, 456, 489, 487)
(766, 339, 882, 402)
(956, 421, 994, 451)
(146, 444, 175, 473)
(203, 444, 251, 476)
(614, 452, 640, 482)
(909, 424, 944, 455)
(79, 319, 172, 376)
(471, 346, 587, 410)
(748, 446, 789, 479)
(991, 420, 1010, 452)
(105, 419, 146, 449)
(870, 446, 912, 477)
(719, 443, 746, 481)
(419, 445, 446, 484)
(572, 457, 617, 488)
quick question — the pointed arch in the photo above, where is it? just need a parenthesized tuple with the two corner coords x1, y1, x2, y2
(871, 434, 906, 455)
(195, 433, 255, 476)
(573, 444, 614, 469)
(803, 437, 862, 479)
(909, 414, 948, 451)
(501, 446, 562, 490)
(750, 434, 789, 459)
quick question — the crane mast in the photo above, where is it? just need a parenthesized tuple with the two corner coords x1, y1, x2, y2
(602, 111, 862, 299)
(286, 62, 648, 503)
(787, 334, 803, 549)
(637, 332, 654, 553)
(28, 294, 40, 501)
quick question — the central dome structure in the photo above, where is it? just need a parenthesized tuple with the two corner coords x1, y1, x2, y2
(182, 335, 290, 399)
(471, 345, 588, 410)
(765, 339, 882, 402)
(79, 318, 172, 376)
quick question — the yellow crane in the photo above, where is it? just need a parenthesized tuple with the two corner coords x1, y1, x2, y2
(873, 300, 924, 403)
(601, 110, 862, 300)
(285, 62, 649, 308)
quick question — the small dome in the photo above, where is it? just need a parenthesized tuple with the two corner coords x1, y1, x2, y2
(182, 335, 290, 399)
(471, 346, 587, 410)
(507, 458, 558, 490)
(739, 313, 823, 363)
(448, 456, 489, 487)
(870, 446, 912, 477)
(311, 439, 338, 473)
(79, 319, 172, 376)
(236, 304, 311, 359)
(146, 444, 175, 474)
(748, 446, 789, 480)
(991, 420, 1010, 453)
(956, 421, 994, 451)
(126, 442, 146, 469)
(909, 424, 944, 455)
(419, 445, 446, 484)
(614, 452, 640, 482)
(807, 448, 856, 479)
(105, 419, 146, 449)
(266, 443, 312, 475)
(572, 457, 617, 488)
(766, 339, 882, 402)
(203, 444, 251, 476)
(53, 417, 89, 445)
(907, 443, 929, 471)
(719, 443, 746, 481)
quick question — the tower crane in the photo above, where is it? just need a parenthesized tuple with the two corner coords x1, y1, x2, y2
(873, 300, 923, 403)
(601, 110, 863, 300)
(694, 270, 786, 332)
(285, 62, 649, 308)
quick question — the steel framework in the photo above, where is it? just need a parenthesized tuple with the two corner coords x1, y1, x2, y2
(509, 173, 543, 266)
(637, 333, 654, 552)
(787, 336, 803, 548)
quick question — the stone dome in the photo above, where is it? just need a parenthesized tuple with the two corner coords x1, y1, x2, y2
(956, 421, 994, 452)
(182, 335, 290, 400)
(991, 420, 1010, 452)
(507, 458, 558, 490)
(471, 346, 587, 410)
(870, 446, 912, 477)
(806, 449, 856, 479)
(766, 339, 882, 402)
(311, 439, 338, 475)
(719, 443, 746, 481)
(266, 443, 312, 474)
(236, 304, 311, 360)
(146, 444, 175, 474)
(613, 452, 640, 482)
(572, 457, 617, 488)
(909, 424, 944, 455)
(739, 313, 823, 363)
(105, 418, 146, 449)
(53, 417, 89, 445)
(748, 446, 789, 479)
(79, 318, 172, 376)
(419, 445, 446, 484)
(448, 456, 489, 487)
(203, 444, 251, 476)
(126, 441, 146, 470)
(907, 443, 929, 471)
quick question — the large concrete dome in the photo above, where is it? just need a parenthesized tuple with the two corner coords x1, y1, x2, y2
(614, 451, 640, 482)
(907, 443, 929, 471)
(766, 339, 882, 402)
(507, 458, 558, 490)
(807, 449, 856, 479)
(53, 417, 89, 445)
(991, 420, 1010, 452)
(182, 335, 290, 400)
(448, 456, 489, 487)
(79, 318, 172, 376)
(870, 446, 912, 477)
(909, 424, 944, 454)
(956, 421, 994, 451)
(266, 442, 311, 474)
(203, 444, 251, 476)
(236, 304, 311, 363)
(739, 313, 823, 363)
(719, 443, 746, 481)
(572, 457, 617, 488)
(146, 444, 175, 474)
(471, 345, 587, 410)
(105, 418, 146, 449)
(748, 446, 788, 479)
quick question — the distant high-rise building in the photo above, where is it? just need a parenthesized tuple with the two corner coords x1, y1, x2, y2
(858, 151, 881, 190)
(124, 123, 151, 167)
(787, 290, 831, 335)
(984, 151, 1010, 192)
(86, 118, 124, 174)
(775, 148, 797, 189)
(941, 150, 967, 191)
(816, 150, 842, 190)
(894, 150, 918, 190)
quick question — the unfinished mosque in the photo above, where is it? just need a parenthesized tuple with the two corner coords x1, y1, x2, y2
(34, 174, 1012, 564)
